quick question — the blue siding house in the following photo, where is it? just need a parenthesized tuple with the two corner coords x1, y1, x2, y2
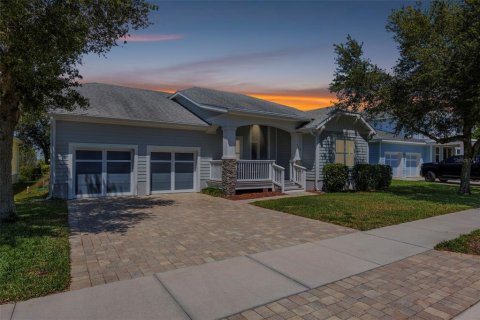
(369, 117, 464, 178)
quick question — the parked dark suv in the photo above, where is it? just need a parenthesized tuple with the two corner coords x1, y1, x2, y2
(421, 155, 480, 182)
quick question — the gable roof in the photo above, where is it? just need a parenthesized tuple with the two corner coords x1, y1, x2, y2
(175, 87, 310, 120)
(51, 83, 208, 127)
(301, 107, 336, 129)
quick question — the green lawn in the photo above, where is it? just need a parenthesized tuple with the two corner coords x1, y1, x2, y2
(436, 229, 480, 255)
(254, 180, 480, 231)
(0, 181, 70, 304)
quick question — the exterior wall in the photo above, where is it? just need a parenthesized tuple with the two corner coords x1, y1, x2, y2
(309, 117, 370, 190)
(53, 120, 222, 199)
(368, 141, 430, 177)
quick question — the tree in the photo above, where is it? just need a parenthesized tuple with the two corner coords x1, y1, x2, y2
(0, 0, 157, 222)
(16, 113, 50, 163)
(330, 0, 480, 194)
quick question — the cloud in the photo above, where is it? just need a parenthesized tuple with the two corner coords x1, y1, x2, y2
(120, 34, 185, 42)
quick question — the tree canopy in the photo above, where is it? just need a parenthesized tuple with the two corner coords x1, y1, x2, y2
(0, 0, 157, 222)
(329, 0, 480, 194)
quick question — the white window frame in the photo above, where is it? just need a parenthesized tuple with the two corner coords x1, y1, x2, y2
(68, 143, 138, 199)
(146, 146, 200, 194)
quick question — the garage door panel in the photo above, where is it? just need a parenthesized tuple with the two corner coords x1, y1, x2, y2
(75, 161, 102, 195)
(151, 162, 171, 191)
(385, 153, 402, 177)
(107, 162, 132, 193)
(175, 162, 194, 190)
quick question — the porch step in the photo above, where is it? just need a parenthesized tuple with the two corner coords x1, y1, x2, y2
(284, 181, 303, 192)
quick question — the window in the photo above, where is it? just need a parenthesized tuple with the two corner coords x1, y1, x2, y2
(335, 139, 355, 166)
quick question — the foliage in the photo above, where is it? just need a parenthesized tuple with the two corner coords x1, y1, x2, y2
(254, 180, 480, 231)
(18, 143, 37, 167)
(16, 113, 50, 162)
(323, 163, 349, 192)
(0, 0, 157, 221)
(329, 0, 480, 194)
(0, 180, 69, 303)
(375, 164, 393, 190)
(435, 229, 480, 256)
(18, 162, 49, 182)
(352, 164, 392, 191)
(201, 187, 225, 198)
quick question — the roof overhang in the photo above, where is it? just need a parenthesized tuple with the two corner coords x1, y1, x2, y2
(370, 139, 428, 146)
(299, 111, 376, 137)
(50, 113, 210, 131)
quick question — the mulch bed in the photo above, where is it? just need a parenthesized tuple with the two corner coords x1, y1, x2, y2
(225, 191, 285, 200)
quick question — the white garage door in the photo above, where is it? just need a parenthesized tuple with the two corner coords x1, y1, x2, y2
(405, 153, 421, 177)
(75, 150, 133, 197)
(150, 152, 196, 193)
(385, 152, 402, 177)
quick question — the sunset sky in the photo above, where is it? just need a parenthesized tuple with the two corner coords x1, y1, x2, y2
(80, 1, 415, 110)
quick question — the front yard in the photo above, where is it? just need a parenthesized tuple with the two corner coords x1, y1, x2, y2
(0, 181, 70, 304)
(436, 229, 480, 255)
(254, 180, 480, 231)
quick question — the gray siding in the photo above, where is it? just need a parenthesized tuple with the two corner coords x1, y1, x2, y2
(301, 134, 316, 181)
(54, 120, 222, 198)
(309, 116, 370, 190)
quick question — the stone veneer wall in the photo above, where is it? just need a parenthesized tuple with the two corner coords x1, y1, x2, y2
(222, 159, 237, 196)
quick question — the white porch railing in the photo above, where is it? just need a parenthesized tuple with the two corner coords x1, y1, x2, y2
(272, 163, 285, 192)
(237, 160, 274, 181)
(291, 162, 307, 190)
(210, 160, 222, 181)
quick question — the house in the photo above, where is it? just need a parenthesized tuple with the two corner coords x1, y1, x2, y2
(369, 116, 463, 178)
(12, 137, 22, 183)
(49, 83, 375, 199)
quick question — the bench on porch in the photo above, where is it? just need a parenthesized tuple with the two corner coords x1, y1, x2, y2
(209, 160, 306, 192)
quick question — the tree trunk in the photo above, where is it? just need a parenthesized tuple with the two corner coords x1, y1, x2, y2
(0, 69, 20, 223)
(41, 143, 50, 163)
(0, 118, 17, 222)
(459, 138, 473, 195)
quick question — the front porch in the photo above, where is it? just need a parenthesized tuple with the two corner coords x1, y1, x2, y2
(209, 159, 306, 193)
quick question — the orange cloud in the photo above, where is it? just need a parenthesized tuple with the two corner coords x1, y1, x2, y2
(121, 34, 185, 42)
(247, 94, 336, 110)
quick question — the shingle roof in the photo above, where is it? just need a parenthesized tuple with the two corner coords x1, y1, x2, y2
(178, 87, 310, 120)
(371, 129, 428, 143)
(301, 107, 336, 129)
(52, 83, 208, 127)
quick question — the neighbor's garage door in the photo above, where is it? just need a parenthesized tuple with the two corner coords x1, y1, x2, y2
(405, 153, 421, 177)
(75, 150, 133, 197)
(385, 152, 402, 177)
(150, 152, 196, 193)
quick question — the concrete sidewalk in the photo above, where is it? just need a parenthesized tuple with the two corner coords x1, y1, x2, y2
(2, 208, 480, 320)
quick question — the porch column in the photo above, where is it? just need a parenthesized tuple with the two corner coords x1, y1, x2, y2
(290, 132, 302, 178)
(222, 126, 237, 196)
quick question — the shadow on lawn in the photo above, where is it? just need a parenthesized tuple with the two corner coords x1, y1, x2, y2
(70, 196, 176, 235)
(385, 182, 480, 207)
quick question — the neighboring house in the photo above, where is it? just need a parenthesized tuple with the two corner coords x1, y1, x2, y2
(12, 137, 22, 183)
(369, 117, 463, 178)
(49, 83, 375, 199)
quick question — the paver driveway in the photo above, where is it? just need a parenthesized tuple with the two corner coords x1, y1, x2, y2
(69, 193, 353, 290)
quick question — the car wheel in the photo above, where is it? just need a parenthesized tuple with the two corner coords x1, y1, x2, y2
(425, 171, 436, 182)
(439, 179, 448, 183)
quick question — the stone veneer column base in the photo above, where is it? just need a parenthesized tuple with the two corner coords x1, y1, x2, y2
(222, 159, 237, 196)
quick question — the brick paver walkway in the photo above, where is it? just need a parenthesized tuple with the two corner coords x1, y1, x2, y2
(68, 193, 353, 290)
(227, 250, 480, 320)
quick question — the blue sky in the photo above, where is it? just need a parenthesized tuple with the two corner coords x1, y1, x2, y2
(80, 0, 416, 110)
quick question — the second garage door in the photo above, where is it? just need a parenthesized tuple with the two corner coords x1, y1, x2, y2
(150, 151, 196, 193)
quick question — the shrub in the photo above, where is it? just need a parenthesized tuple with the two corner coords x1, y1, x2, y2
(19, 164, 42, 182)
(323, 163, 349, 192)
(352, 164, 392, 191)
(375, 164, 392, 190)
(201, 187, 224, 197)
